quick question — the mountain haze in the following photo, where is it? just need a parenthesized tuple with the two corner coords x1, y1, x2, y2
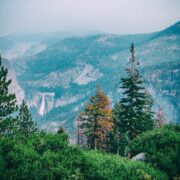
(0, 22, 180, 135)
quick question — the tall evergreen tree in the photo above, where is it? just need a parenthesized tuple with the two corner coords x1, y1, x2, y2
(18, 100, 38, 136)
(113, 44, 154, 142)
(79, 86, 113, 151)
(0, 54, 18, 137)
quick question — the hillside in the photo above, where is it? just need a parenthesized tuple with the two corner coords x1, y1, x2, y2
(0, 22, 180, 135)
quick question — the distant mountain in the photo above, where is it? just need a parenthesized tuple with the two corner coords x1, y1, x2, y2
(0, 31, 85, 59)
(0, 22, 179, 136)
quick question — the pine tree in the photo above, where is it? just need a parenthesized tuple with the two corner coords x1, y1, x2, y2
(113, 44, 154, 142)
(79, 86, 113, 150)
(0, 54, 18, 137)
(18, 100, 38, 136)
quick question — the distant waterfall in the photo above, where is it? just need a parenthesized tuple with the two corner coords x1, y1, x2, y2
(38, 93, 55, 116)
(39, 94, 45, 116)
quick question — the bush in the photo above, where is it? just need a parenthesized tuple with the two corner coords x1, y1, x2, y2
(79, 150, 167, 180)
(0, 132, 167, 179)
(0, 132, 82, 179)
(130, 125, 180, 179)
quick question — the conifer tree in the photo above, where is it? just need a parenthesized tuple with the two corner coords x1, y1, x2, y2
(113, 44, 154, 142)
(18, 100, 38, 136)
(0, 54, 18, 137)
(79, 86, 113, 150)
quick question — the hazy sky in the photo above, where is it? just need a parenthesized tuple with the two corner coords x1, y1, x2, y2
(0, 0, 180, 36)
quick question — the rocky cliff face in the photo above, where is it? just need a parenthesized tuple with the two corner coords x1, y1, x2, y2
(2, 59, 25, 105)
(1, 22, 180, 134)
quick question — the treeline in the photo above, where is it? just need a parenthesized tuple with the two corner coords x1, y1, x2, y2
(0, 130, 168, 179)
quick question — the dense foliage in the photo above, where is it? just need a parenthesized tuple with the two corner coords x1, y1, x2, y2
(81, 150, 167, 180)
(0, 132, 167, 180)
(130, 125, 180, 178)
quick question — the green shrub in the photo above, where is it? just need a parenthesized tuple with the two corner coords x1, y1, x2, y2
(0, 132, 80, 179)
(0, 132, 167, 179)
(78, 150, 167, 180)
(130, 125, 180, 179)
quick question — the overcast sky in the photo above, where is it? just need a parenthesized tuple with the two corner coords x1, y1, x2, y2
(0, 0, 180, 36)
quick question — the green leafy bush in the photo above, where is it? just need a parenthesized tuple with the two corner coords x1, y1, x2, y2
(130, 125, 180, 179)
(0, 132, 167, 179)
(79, 150, 167, 180)
(0, 132, 81, 179)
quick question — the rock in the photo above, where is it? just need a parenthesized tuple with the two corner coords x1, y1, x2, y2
(131, 152, 146, 161)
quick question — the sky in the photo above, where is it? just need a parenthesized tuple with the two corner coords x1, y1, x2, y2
(0, 0, 180, 36)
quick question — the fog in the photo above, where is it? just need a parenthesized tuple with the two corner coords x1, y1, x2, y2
(0, 0, 180, 36)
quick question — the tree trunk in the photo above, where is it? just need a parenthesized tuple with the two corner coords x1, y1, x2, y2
(128, 153, 131, 159)
(94, 138, 97, 150)
(117, 147, 120, 155)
